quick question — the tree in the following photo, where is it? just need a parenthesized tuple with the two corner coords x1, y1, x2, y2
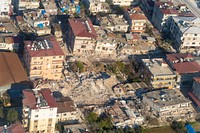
(76, 61, 84, 73)
(7, 108, 18, 123)
(171, 121, 186, 133)
(55, 123, 64, 133)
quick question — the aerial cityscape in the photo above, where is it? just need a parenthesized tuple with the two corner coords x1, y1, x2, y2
(1, 0, 200, 132)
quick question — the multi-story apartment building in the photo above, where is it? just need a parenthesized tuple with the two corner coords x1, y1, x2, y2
(22, 88, 57, 133)
(0, 36, 19, 51)
(99, 14, 129, 32)
(124, 7, 148, 33)
(192, 77, 200, 100)
(23, 35, 64, 80)
(94, 26, 117, 56)
(111, 0, 134, 6)
(0, 0, 13, 17)
(68, 18, 97, 55)
(83, 0, 110, 14)
(152, 1, 178, 31)
(23, 10, 51, 36)
(166, 53, 200, 84)
(152, 2, 195, 32)
(142, 58, 176, 89)
(143, 89, 193, 119)
(17, 0, 40, 14)
(169, 16, 200, 52)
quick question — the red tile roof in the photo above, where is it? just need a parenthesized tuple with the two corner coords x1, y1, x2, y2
(41, 88, 57, 108)
(23, 89, 57, 109)
(166, 53, 193, 62)
(188, 92, 200, 107)
(130, 13, 147, 20)
(68, 18, 97, 39)
(22, 89, 36, 108)
(173, 62, 200, 74)
(161, 9, 178, 15)
(0, 52, 28, 87)
(56, 97, 76, 113)
(24, 35, 64, 57)
(0, 123, 25, 133)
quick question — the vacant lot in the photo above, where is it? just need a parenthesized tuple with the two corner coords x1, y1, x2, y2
(143, 126, 176, 133)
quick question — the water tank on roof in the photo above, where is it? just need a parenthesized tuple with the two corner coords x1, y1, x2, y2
(37, 23, 44, 28)
(76, 5, 81, 14)
(41, 10, 46, 15)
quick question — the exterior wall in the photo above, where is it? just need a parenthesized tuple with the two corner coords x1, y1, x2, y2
(28, 107, 57, 133)
(0, 0, 12, 16)
(73, 37, 96, 54)
(131, 20, 146, 33)
(23, 48, 64, 80)
(150, 74, 176, 89)
(0, 43, 19, 51)
(111, 0, 133, 6)
(152, 5, 163, 31)
(18, 0, 40, 10)
(95, 41, 116, 55)
(56, 111, 81, 122)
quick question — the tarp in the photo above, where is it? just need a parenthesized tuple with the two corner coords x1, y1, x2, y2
(41, 10, 46, 15)
(76, 5, 81, 14)
(37, 23, 44, 28)
(185, 124, 196, 133)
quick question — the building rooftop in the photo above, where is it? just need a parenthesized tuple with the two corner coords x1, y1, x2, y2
(143, 89, 191, 108)
(22, 88, 57, 109)
(0, 123, 25, 133)
(125, 7, 147, 20)
(167, 53, 200, 74)
(69, 18, 97, 39)
(194, 77, 200, 83)
(142, 58, 175, 76)
(56, 97, 77, 113)
(99, 14, 128, 27)
(0, 52, 28, 87)
(24, 35, 64, 57)
(166, 53, 193, 62)
(23, 9, 49, 22)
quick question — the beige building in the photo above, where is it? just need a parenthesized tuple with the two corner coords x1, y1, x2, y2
(143, 89, 193, 119)
(142, 58, 176, 89)
(99, 14, 129, 32)
(124, 7, 148, 33)
(22, 89, 58, 133)
(170, 16, 200, 52)
(56, 97, 82, 123)
(68, 18, 97, 55)
(83, 0, 110, 14)
(94, 26, 117, 56)
(23, 10, 51, 36)
(23, 35, 64, 80)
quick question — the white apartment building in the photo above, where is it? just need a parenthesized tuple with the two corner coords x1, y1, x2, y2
(94, 26, 117, 56)
(170, 16, 200, 52)
(111, 0, 134, 6)
(22, 89, 58, 133)
(83, 0, 110, 14)
(68, 18, 97, 55)
(0, 0, 13, 17)
(143, 89, 193, 119)
(99, 14, 129, 32)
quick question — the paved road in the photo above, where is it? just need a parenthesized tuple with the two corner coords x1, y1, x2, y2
(175, 0, 200, 18)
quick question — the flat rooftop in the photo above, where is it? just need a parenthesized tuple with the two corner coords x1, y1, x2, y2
(143, 89, 191, 107)
(100, 14, 128, 26)
(142, 58, 175, 76)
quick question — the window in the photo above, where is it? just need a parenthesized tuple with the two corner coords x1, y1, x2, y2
(35, 115, 38, 118)
(34, 120, 38, 123)
(63, 113, 67, 116)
